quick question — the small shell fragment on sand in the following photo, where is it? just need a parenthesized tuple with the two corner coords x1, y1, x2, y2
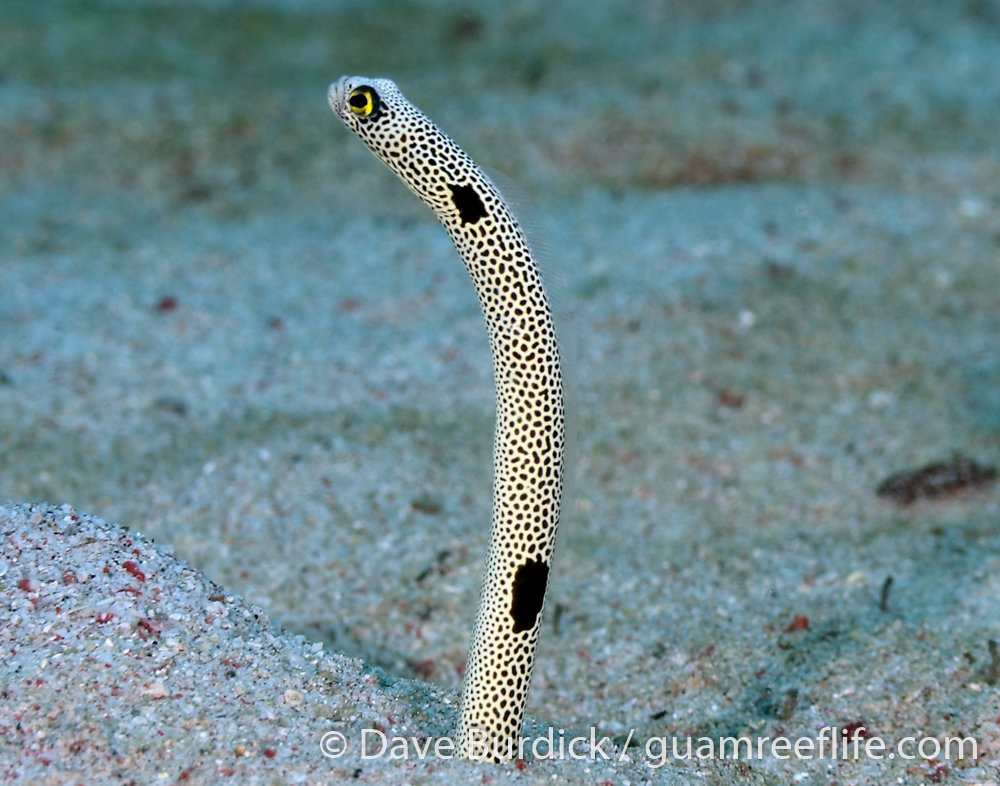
(876, 454, 998, 505)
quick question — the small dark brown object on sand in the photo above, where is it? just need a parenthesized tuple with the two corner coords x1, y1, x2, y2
(876, 454, 998, 505)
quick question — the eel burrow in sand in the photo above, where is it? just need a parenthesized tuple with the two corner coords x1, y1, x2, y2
(329, 76, 566, 761)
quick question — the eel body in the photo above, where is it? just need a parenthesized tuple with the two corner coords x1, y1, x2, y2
(329, 77, 565, 760)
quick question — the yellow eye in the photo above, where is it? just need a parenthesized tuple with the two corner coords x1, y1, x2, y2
(347, 86, 380, 117)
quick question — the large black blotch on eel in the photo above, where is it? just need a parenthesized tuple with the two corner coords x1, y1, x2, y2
(448, 183, 487, 226)
(510, 558, 549, 634)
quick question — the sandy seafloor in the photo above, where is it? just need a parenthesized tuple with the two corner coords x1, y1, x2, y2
(4, 0, 1000, 783)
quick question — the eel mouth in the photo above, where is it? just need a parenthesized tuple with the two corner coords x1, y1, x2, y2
(327, 77, 348, 119)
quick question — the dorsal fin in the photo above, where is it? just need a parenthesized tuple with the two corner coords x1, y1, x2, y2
(481, 166, 580, 516)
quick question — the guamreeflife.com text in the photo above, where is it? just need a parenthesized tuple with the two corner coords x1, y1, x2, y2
(319, 725, 977, 767)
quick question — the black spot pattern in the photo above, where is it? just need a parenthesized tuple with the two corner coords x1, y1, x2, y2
(448, 183, 488, 226)
(330, 76, 566, 762)
(510, 558, 549, 634)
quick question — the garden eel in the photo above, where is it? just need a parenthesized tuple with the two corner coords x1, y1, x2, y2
(329, 76, 565, 761)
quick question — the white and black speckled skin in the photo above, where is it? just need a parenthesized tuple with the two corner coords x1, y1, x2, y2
(329, 76, 565, 761)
